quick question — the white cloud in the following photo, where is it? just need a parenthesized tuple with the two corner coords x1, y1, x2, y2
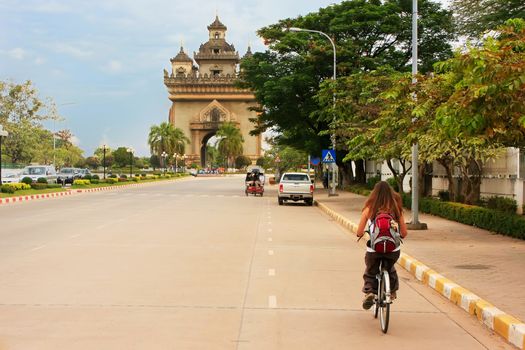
(71, 135, 80, 146)
(53, 43, 93, 59)
(104, 59, 123, 73)
(8, 47, 27, 60)
(32, 0, 73, 13)
(34, 57, 46, 65)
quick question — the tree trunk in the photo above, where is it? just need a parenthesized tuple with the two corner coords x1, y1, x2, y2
(354, 159, 366, 184)
(464, 159, 482, 205)
(339, 161, 354, 188)
(419, 162, 433, 197)
(386, 159, 400, 192)
(437, 158, 457, 201)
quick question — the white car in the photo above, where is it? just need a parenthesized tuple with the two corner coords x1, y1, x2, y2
(1, 172, 21, 184)
(278, 172, 314, 206)
(19, 165, 58, 183)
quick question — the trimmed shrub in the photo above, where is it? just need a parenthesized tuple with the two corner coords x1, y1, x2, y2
(366, 175, 381, 189)
(91, 179, 99, 184)
(118, 177, 128, 182)
(402, 195, 525, 240)
(47, 184, 62, 189)
(83, 174, 92, 180)
(485, 196, 517, 214)
(386, 177, 399, 192)
(109, 174, 117, 179)
(92, 174, 100, 180)
(1, 185, 15, 193)
(132, 177, 140, 182)
(120, 174, 128, 179)
(438, 190, 450, 202)
(106, 178, 118, 184)
(37, 177, 48, 184)
(21, 177, 33, 185)
(141, 173, 147, 177)
(2, 183, 31, 191)
(73, 179, 91, 186)
(31, 183, 48, 190)
(346, 185, 371, 197)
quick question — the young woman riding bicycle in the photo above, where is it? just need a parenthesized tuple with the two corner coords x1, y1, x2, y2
(356, 181, 408, 310)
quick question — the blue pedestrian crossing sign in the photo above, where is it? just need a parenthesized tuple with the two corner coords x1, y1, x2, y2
(322, 149, 336, 163)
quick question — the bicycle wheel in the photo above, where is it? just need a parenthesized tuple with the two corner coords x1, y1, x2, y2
(379, 270, 390, 333)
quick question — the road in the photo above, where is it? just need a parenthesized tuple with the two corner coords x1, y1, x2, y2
(0, 176, 512, 349)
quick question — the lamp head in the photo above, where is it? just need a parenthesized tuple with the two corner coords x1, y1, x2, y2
(288, 27, 303, 32)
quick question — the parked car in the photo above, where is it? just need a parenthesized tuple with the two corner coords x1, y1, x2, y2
(20, 165, 58, 184)
(1, 172, 21, 184)
(57, 167, 81, 185)
(77, 168, 92, 178)
(278, 172, 314, 206)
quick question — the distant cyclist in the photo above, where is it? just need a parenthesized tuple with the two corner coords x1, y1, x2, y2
(356, 181, 408, 310)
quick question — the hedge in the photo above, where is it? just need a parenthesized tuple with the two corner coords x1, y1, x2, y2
(402, 194, 525, 240)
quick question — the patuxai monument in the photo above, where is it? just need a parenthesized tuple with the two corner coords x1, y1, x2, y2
(163, 16, 261, 167)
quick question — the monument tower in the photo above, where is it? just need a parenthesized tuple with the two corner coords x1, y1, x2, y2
(164, 16, 261, 167)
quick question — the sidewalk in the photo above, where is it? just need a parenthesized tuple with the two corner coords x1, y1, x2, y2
(315, 190, 525, 341)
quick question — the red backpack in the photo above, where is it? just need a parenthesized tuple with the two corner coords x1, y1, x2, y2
(369, 213, 402, 253)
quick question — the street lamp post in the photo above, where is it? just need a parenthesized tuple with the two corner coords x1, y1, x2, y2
(407, 0, 427, 230)
(174, 153, 179, 173)
(183, 154, 187, 173)
(102, 144, 108, 180)
(0, 125, 8, 185)
(127, 147, 134, 177)
(288, 27, 338, 196)
(161, 151, 167, 175)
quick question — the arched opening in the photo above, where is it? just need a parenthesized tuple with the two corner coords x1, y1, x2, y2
(201, 132, 222, 168)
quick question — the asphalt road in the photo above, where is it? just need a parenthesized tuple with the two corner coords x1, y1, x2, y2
(0, 176, 512, 349)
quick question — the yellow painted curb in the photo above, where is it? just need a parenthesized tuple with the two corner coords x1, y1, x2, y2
(314, 199, 525, 349)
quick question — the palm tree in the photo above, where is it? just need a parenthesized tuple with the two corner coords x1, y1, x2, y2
(216, 122, 244, 169)
(148, 122, 189, 167)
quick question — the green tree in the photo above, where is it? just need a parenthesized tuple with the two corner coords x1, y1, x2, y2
(148, 122, 189, 159)
(239, 0, 454, 186)
(452, 0, 525, 37)
(216, 122, 244, 168)
(235, 155, 252, 169)
(85, 156, 101, 169)
(113, 147, 132, 168)
(0, 80, 56, 164)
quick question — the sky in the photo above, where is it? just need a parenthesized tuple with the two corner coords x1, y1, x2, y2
(0, 0, 449, 157)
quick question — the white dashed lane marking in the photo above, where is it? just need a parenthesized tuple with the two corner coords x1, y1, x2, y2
(268, 237, 273, 242)
(30, 245, 47, 251)
(268, 269, 275, 276)
(268, 295, 277, 308)
(268, 250, 274, 256)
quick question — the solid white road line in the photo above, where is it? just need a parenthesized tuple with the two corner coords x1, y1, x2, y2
(30, 245, 47, 251)
(268, 250, 274, 255)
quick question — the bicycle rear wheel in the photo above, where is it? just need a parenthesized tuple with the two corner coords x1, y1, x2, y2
(379, 270, 390, 333)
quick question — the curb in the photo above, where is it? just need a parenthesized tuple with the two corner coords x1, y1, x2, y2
(0, 179, 182, 206)
(315, 200, 525, 349)
(0, 191, 73, 205)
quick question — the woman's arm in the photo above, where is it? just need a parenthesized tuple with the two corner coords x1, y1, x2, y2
(356, 207, 370, 237)
(399, 213, 408, 238)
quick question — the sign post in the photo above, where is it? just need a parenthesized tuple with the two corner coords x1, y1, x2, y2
(322, 150, 338, 196)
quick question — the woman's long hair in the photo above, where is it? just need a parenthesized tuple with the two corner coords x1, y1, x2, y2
(363, 181, 402, 220)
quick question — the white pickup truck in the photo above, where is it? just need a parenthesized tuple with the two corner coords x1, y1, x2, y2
(278, 172, 314, 206)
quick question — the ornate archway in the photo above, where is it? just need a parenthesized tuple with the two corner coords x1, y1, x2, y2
(164, 17, 261, 167)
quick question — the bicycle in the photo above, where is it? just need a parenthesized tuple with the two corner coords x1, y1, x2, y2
(373, 257, 393, 333)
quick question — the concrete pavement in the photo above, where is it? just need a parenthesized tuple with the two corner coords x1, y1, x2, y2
(0, 177, 516, 349)
(314, 189, 525, 349)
